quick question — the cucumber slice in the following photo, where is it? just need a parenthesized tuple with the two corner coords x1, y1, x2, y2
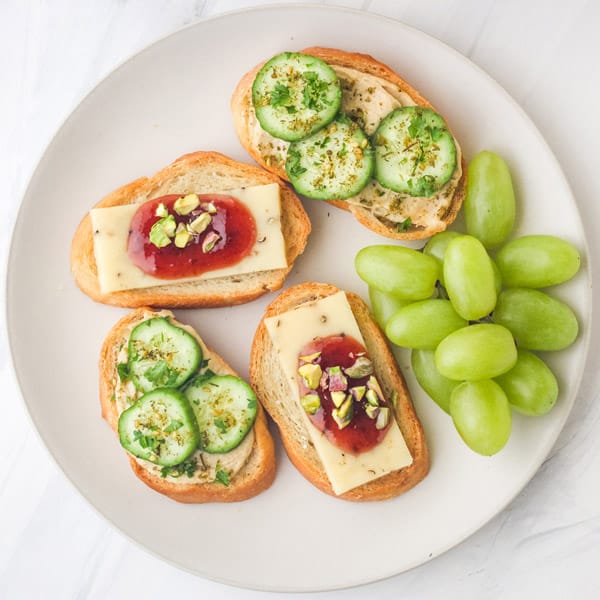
(128, 318, 201, 393)
(285, 115, 374, 200)
(373, 106, 457, 196)
(252, 52, 342, 141)
(184, 375, 258, 454)
(118, 388, 199, 467)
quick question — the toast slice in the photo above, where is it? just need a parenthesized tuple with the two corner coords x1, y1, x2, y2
(249, 282, 429, 501)
(100, 308, 275, 503)
(231, 47, 466, 241)
(71, 151, 311, 308)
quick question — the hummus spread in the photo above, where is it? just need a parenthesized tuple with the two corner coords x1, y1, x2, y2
(114, 311, 254, 484)
(250, 65, 462, 230)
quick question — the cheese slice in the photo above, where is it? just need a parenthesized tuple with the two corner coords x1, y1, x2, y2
(90, 183, 287, 294)
(264, 291, 413, 495)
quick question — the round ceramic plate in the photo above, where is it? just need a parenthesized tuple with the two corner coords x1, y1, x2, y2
(7, 4, 591, 592)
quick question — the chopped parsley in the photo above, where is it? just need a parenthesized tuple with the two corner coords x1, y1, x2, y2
(160, 457, 198, 479)
(143, 360, 180, 387)
(407, 175, 436, 197)
(116, 362, 129, 381)
(133, 430, 161, 453)
(247, 398, 257, 410)
(215, 468, 231, 487)
(270, 83, 291, 108)
(214, 417, 228, 434)
(287, 149, 307, 178)
(302, 71, 330, 111)
(396, 217, 413, 232)
(164, 419, 183, 433)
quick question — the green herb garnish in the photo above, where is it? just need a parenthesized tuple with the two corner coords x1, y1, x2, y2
(117, 362, 130, 381)
(160, 457, 198, 479)
(164, 419, 183, 433)
(396, 217, 413, 232)
(215, 468, 231, 487)
(214, 417, 228, 434)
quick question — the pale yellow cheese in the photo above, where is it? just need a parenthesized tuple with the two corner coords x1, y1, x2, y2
(264, 291, 412, 495)
(90, 183, 287, 294)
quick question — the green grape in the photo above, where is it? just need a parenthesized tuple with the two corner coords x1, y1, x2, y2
(435, 323, 517, 381)
(495, 235, 580, 288)
(493, 288, 578, 351)
(423, 230, 461, 286)
(491, 257, 503, 295)
(368, 286, 410, 329)
(450, 380, 512, 455)
(464, 150, 515, 248)
(443, 235, 497, 320)
(495, 350, 558, 416)
(411, 349, 459, 413)
(386, 299, 467, 349)
(355, 245, 440, 300)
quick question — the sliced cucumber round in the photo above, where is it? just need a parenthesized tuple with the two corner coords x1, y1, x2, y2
(285, 115, 374, 200)
(252, 52, 342, 142)
(184, 374, 258, 454)
(118, 388, 200, 467)
(373, 106, 457, 196)
(128, 318, 202, 393)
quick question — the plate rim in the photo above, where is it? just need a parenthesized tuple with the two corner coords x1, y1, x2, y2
(5, 3, 593, 592)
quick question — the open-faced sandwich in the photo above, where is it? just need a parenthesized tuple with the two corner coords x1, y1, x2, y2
(250, 282, 429, 501)
(71, 151, 311, 307)
(100, 308, 275, 502)
(232, 47, 465, 240)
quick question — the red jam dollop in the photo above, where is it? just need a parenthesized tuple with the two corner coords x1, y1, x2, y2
(127, 194, 257, 279)
(297, 334, 391, 455)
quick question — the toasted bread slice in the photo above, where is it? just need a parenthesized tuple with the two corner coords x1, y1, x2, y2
(100, 308, 275, 503)
(71, 151, 311, 308)
(249, 282, 429, 501)
(231, 47, 466, 240)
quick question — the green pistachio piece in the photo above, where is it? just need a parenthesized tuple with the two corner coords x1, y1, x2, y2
(338, 395, 353, 419)
(204, 202, 217, 214)
(343, 356, 374, 378)
(330, 390, 346, 408)
(365, 404, 379, 419)
(327, 366, 348, 392)
(301, 393, 321, 415)
(375, 407, 390, 430)
(189, 212, 212, 234)
(174, 227, 192, 248)
(299, 351, 321, 363)
(149, 215, 176, 248)
(202, 231, 220, 253)
(350, 385, 366, 402)
(367, 375, 384, 399)
(365, 389, 379, 407)
(332, 407, 352, 430)
(174, 194, 200, 215)
(298, 363, 322, 390)
(154, 202, 169, 218)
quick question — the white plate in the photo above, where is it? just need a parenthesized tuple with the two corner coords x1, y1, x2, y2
(6, 4, 591, 592)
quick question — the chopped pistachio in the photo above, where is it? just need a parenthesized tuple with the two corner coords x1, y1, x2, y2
(375, 407, 390, 430)
(301, 393, 321, 415)
(202, 231, 220, 253)
(189, 212, 212, 233)
(299, 351, 321, 363)
(330, 390, 346, 408)
(365, 389, 379, 407)
(344, 356, 373, 378)
(327, 366, 348, 392)
(154, 202, 169, 218)
(149, 215, 176, 248)
(338, 395, 354, 420)
(365, 404, 379, 419)
(298, 363, 322, 390)
(174, 193, 200, 215)
(204, 202, 217, 214)
(350, 385, 366, 402)
(174, 228, 192, 248)
(332, 408, 351, 430)
(367, 375, 384, 399)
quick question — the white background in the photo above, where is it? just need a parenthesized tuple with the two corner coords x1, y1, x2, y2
(2, 1, 599, 598)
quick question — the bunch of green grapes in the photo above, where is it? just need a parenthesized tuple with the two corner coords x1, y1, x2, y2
(355, 151, 581, 455)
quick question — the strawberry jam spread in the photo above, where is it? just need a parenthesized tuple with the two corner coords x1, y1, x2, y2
(127, 193, 257, 279)
(297, 334, 392, 454)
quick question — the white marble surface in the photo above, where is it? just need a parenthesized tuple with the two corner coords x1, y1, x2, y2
(2, 1, 599, 598)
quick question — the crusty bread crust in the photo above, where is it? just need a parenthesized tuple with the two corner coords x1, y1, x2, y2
(100, 308, 276, 503)
(71, 151, 311, 308)
(249, 283, 429, 501)
(231, 47, 466, 241)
